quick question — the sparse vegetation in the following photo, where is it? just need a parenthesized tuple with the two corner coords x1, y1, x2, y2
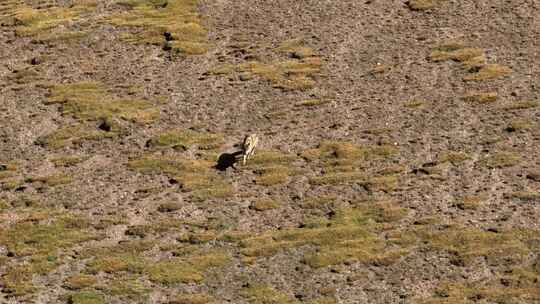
(145, 251, 229, 284)
(26, 173, 73, 186)
(169, 293, 215, 304)
(255, 166, 290, 186)
(3, 1, 96, 41)
(0, 213, 98, 257)
(128, 155, 233, 201)
(238, 206, 407, 268)
(295, 99, 330, 107)
(69, 291, 105, 304)
(411, 226, 531, 266)
(407, 0, 443, 10)
(420, 276, 540, 304)
(506, 191, 540, 202)
(506, 119, 533, 132)
(147, 129, 223, 150)
(36, 124, 117, 148)
(108, 0, 208, 54)
(502, 100, 539, 110)
(463, 64, 512, 81)
(482, 152, 521, 168)
(430, 47, 484, 64)
(209, 41, 323, 90)
(46, 82, 159, 123)
(251, 199, 281, 211)
(2, 1, 539, 303)
(240, 284, 298, 304)
(462, 91, 498, 103)
(50, 155, 88, 167)
(64, 274, 97, 290)
(454, 195, 488, 210)
(437, 151, 470, 164)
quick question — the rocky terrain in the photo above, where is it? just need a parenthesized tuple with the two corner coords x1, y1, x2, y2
(0, 0, 539, 303)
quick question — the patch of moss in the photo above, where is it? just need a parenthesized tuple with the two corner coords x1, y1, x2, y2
(50, 155, 88, 167)
(308, 298, 337, 304)
(46, 82, 159, 123)
(157, 201, 183, 212)
(87, 254, 146, 274)
(129, 155, 234, 201)
(407, 0, 443, 10)
(482, 152, 521, 168)
(239, 207, 406, 268)
(0, 214, 99, 257)
(1, 265, 37, 297)
(255, 166, 290, 186)
(69, 291, 105, 304)
(148, 129, 223, 150)
(36, 124, 116, 149)
(420, 278, 540, 304)
(108, 0, 208, 54)
(506, 191, 540, 202)
(295, 99, 330, 107)
(99, 278, 151, 301)
(179, 231, 218, 244)
(302, 141, 397, 165)
(277, 38, 316, 59)
(145, 251, 229, 285)
(501, 101, 539, 110)
(506, 119, 533, 132)
(437, 151, 470, 164)
(1, 178, 23, 191)
(251, 199, 281, 211)
(190, 184, 234, 202)
(240, 284, 298, 304)
(462, 91, 498, 103)
(209, 41, 323, 90)
(310, 172, 398, 191)
(5, 2, 96, 39)
(454, 195, 488, 210)
(301, 195, 336, 209)
(430, 47, 484, 63)
(83, 240, 154, 259)
(463, 64, 512, 81)
(414, 226, 530, 266)
(357, 201, 408, 223)
(169, 293, 215, 304)
(5, 67, 43, 85)
(26, 173, 73, 186)
(64, 274, 98, 290)
(248, 150, 296, 166)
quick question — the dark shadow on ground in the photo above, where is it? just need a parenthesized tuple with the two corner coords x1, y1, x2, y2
(214, 151, 243, 171)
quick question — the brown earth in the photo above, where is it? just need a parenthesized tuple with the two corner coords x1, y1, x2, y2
(1, 0, 540, 303)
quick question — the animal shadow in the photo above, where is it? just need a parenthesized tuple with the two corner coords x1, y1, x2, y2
(214, 151, 243, 171)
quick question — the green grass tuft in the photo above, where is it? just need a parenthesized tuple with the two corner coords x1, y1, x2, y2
(69, 291, 105, 304)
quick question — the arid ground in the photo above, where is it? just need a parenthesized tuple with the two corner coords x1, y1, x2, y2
(1, 0, 540, 303)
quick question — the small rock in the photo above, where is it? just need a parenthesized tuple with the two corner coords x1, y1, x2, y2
(157, 202, 183, 212)
(30, 57, 41, 65)
(526, 171, 540, 182)
(239, 73, 253, 81)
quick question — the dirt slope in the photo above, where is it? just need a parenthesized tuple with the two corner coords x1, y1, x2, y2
(1, 0, 539, 303)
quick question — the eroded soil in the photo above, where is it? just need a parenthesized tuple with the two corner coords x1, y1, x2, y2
(1, 0, 539, 303)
